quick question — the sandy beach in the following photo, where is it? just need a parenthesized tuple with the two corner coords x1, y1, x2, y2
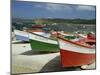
(12, 43, 82, 74)
(12, 42, 95, 74)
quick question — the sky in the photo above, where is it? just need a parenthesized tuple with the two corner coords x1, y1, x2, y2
(12, 0, 96, 19)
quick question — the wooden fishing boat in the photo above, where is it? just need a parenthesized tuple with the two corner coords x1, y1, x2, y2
(32, 25, 45, 28)
(14, 29, 51, 42)
(14, 30, 29, 41)
(58, 32, 77, 40)
(32, 31, 51, 38)
(26, 29, 51, 38)
(28, 33, 59, 52)
(58, 36, 96, 67)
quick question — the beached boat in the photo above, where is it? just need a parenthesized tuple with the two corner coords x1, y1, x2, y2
(32, 31, 51, 38)
(64, 34, 76, 40)
(14, 29, 51, 42)
(26, 29, 51, 38)
(14, 30, 29, 41)
(58, 32, 77, 40)
(58, 36, 95, 67)
(28, 33, 59, 52)
(32, 24, 45, 28)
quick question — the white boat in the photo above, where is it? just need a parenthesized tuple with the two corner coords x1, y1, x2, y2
(58, 36, 96, 67)
(28, 33, 59, 52)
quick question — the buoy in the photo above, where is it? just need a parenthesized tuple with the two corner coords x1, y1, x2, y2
(81, 65, 88, 69)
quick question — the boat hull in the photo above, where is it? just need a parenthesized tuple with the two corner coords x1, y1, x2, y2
(15, 35, 29, 41)
(29, 33, 59, 52)
(60, 49, 95, 67)
(58, 37, 96, 67)
(14, 30, 29, 41)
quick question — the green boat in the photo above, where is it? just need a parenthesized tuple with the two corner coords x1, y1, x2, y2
(28, 33, 59, 52)
(64, 35, 76, 40)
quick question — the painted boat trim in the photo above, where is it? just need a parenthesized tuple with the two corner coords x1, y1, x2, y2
(32, 32, 51, 38)
(14, 30, 29, 37)
(29, 39, 59, 51)
(58, 37, 95, 54)
(58, 37, 93, 48)
(14, 30, 29, 41)
(29, 33, 58, 45)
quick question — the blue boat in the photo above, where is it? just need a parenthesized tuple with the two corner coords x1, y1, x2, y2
(14, 30, 29, 41)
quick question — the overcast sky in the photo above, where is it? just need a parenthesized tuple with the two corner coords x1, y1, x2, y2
(12, 0, 96, 19)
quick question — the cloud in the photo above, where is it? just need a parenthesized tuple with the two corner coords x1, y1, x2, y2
(45, 4, 72, 11)
(33, 3, 73, 13)
(46, 4, 64, 10)
(76, 5, 95, 11)
(33, 4, 43, 8)
(34, 5, 42, 8)
(33, 3, 95, 13)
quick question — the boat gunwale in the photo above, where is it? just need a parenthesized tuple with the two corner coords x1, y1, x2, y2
(29, 32, 57, 41)
(58, 36, 94, 49)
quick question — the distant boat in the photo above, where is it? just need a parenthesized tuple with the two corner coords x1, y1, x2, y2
(27, 29, 51, 38)
(58, 36, 95, 67)
(14, 30, 29, 41)
(28, 33, 59, 52)
(32, 25, 45, 28)
(57, 31, 77, 40)
(76, 33, 96, 45)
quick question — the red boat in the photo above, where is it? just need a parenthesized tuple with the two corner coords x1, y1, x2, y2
(75, 33, 96, 46)
(75, 38, 96, 46)
(32, 25, 45, 28)
(58, 37, 96, 67)
(26, 29, 44, 33)
(87, 32, 96, 40)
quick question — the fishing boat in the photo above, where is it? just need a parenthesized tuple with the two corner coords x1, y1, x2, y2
(76, 33, 96, 45)
(28, 30, 51, 38)
(64, 34, 76, 40)
(32, 24, 45, 28)
(58, 36, 96, 67)
(14, 29, 51, 42)
(28, 32, 59, 52)
(57, 31, 77, 40)
(14, 30, 29, 41)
